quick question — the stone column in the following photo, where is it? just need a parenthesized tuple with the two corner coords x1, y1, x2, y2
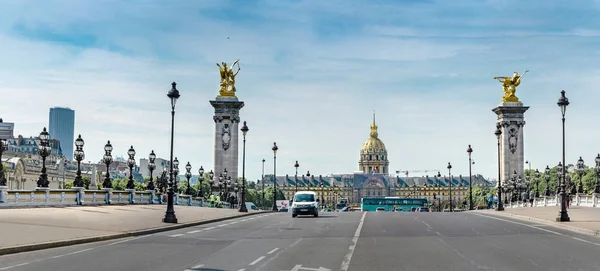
(210, 97, 244, 188)
(492, 102, 529, 183)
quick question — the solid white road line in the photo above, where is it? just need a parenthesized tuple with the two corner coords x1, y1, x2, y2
(339, 211, 367, 271)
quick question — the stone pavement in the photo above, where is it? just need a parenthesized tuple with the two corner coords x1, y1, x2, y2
(476, 206, 600, 236)
(0, 205, 266, 255)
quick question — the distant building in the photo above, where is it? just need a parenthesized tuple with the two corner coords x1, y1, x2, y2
(139, 157, 170, 179)
(0, 118, 15, 139)
(49, 107, 75, 160)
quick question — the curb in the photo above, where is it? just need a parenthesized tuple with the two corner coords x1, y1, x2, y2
(475, 211, 600, 237)
(0, 211, 271, 256)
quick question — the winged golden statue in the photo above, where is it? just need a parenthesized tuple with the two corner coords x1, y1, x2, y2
(216, 59, 241, 97)
(493, 70, 528, 103)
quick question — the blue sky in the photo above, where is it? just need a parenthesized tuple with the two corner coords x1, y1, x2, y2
(1, 0, 600, 181)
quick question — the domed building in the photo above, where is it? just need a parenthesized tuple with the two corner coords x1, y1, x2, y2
(359, 113, 389, 174)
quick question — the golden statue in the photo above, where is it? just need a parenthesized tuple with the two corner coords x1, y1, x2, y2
(217, 59, 241, 97)
(494, 70, 528, 103)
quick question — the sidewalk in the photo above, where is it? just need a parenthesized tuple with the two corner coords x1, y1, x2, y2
(476, 206, 600, 236)
(0, 205, 266, 255)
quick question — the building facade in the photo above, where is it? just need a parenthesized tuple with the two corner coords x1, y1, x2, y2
(260, 114, 493, 207)
(0, 118, 15, 139)
(49, 107, 75, 160)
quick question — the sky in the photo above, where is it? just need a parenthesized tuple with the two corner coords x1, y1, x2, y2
(1, 0, 600, 182)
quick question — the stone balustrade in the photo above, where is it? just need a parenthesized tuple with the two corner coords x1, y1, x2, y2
(0, 187, 207, 207)
(503, 194, 600, 208)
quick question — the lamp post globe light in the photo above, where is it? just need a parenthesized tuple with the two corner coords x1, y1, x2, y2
(126, 146, 136, 190)
(534, 169, 541, 198)
(173, 157, 180, 189)
(436, 172, 441, 211)
(447, 162, 453, 212)
(218, 173, 224, 197)
(272, 142, 278, 211)
(0, 137, 7, 186)
(163, 82, 180, 224)
(466, 144, 473, 210)
(73, 135, 85, 187)
(556, 90, 570, 222)
(147, 150, 156, 191)
(261, 158, 266, 209)
(36, 127, 51, 188)
(595, 154, 600, 194)
(577, 156, 585, 194)
(239, 121, 249, 212)
(102, 141, 113, 188)
(294, 160, 299, 193)
(198, 166, 205, 200)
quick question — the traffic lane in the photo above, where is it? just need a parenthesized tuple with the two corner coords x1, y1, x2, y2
(173, 211, 364, 271)
(350, 212, 600, 271)
(0, 213, 276, 271)
(251, 212, 364, 271)
(420, 212, 600, 270)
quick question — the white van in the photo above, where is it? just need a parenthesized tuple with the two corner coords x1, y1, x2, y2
(291, 191, 319, 218)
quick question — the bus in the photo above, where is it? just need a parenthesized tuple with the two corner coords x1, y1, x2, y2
(361, 197, 428, 212)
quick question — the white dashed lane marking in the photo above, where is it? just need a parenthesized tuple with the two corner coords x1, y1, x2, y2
(169, 214, 274, 238)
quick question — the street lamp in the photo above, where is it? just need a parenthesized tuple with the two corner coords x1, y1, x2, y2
(173, 157, 180, 190)
(494, 126, 504, 211)
(467, 144, 473, 210)
(447, 162, 453, 212)
(595, 154, 600, 194)
(185, 162, 192, 195)
(73, 135, 85, 187)
(534, 169, 541, 197)
(209, 170, 214, 194)
(240, 121, 249, 212)
(294, 160, 299, 193)
(102, 141, 113, 188)
(147, 150, 156, 191)
(198, 166, 205, 199)
(126, 146, 136, 189)
(261, 158, 265, 209)
(436, 172, 441, 211)
(0, 137, 7, 186)
(556, 90, 570, 222)
(164, 82, 180, 224)
(272, 142, 278, 211)
(545, 165, 551, 196)
(577, 156, 585, 194)
(36, 127, 51, 188)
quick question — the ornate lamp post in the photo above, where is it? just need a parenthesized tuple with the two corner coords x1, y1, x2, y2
(163, 82, 180, 224)
(73, 135, 85, 187)
(222, 168, 228, 199)
(447, 162, 453, 212)
(494, 126, 504, 211)
(0, 137, 7, 186)
(294, 160, 299, 193)
(208, 170, 214, 195)
(556, 90, 570, 222)
(147, 150, 156, 191)
(544, 165, 551, 196)
(467, 144, 473, 210)
(534, 169, 541, 197)
(36, 128, 51, 188)
(272, 142, 278, 211)
(198, 166, 205, 199)
(306, 171, 311, 191)
(185, 162, 192, 195)
(436, 172, 441, 211)
(261, 158, 265, 209)
(240, 121, 249, 212)
(577, 156, 585, 194)
(595, 154, 600, 194)
(102, 141, 113, 188)
(126, 146, 136, 189)
(173, 157, 180, 191)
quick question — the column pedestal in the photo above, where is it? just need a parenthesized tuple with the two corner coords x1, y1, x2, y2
(492, 102, 529, 183)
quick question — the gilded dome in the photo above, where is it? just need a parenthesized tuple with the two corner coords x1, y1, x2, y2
(361, 113, 387, 154)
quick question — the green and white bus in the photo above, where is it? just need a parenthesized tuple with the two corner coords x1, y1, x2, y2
(361, 197, 428, 212)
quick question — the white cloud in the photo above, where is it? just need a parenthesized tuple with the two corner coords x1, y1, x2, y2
(1, 0, 600, 183)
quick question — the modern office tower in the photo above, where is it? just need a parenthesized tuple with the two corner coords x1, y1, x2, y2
(49, 107, 75, 160)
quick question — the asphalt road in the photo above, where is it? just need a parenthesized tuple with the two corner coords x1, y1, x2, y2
(2, 211, 600, 271)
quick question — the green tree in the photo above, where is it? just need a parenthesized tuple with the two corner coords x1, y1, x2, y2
(112, 178, 127, 191)
(64, 181, 74, 189)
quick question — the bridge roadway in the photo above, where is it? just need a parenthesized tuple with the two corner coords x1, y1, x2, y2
(1, 211, 600, 271)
